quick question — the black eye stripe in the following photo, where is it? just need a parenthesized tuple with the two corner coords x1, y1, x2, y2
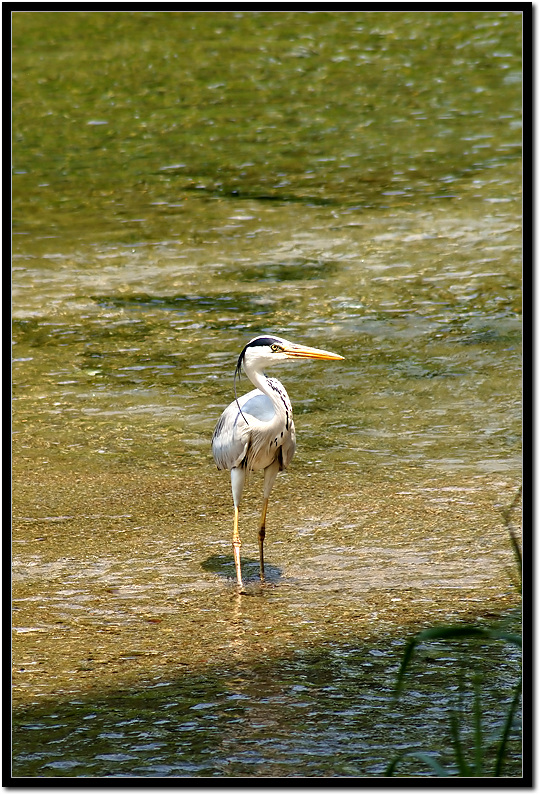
(247, 336, 282, 349)
(236, 336, 284, 372)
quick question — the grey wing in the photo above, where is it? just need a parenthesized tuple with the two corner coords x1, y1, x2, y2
(212, 388, 271, 470)
(212, 388, 296, 472)
(211, 400, 251, 471)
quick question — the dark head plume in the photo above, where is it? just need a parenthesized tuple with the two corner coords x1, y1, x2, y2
(233, 336, 282, 425)
(235, 336, 282, 376)
(234, 356, 247, 421)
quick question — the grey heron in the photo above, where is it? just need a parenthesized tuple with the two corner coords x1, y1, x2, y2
(211, 335, 344, 587)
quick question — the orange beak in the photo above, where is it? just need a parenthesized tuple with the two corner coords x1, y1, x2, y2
(281, 343, 344, 361)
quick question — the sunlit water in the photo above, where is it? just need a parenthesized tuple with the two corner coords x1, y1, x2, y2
(12, 10, 522, 779)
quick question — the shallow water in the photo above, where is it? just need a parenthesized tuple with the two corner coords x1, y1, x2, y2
(12, 629, 521, 778)
(12, 10, 522, 779)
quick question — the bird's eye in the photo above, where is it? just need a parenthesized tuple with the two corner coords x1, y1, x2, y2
(271, 344, 282, 352)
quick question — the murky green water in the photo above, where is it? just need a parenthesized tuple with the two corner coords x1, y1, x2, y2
(12, 10, 522, 779)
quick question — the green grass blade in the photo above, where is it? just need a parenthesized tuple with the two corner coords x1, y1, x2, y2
(472, 675, 483, 776)
(501, 486, 522, 592)
(493, 675, 522, 777)
(384, 754, 404, 776)
(385, 751, 452, 777)
(449, 709, 472, 776)
(394, 625, 521, 700)
(409, 752, 452, 777)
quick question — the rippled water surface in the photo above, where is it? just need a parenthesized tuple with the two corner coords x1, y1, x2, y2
(12, 10, 522, 779)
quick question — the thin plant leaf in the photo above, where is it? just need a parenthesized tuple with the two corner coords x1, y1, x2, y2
(385, 750, 452, 777)
(493, 675, 522, 777)
(507, 526, 522, 592)
(408, 752, 453, 777)
(449, 710, 472, 776)
(384, 754, 404, 777)
(472, 675, 483, 776)
(501, 486, 522, 589)
(394, 625, 521, 700)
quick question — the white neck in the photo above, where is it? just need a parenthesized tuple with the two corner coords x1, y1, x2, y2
(243, 359, 290, 420)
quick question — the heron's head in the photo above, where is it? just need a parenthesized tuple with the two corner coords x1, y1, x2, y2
(236, 335, 344, 376)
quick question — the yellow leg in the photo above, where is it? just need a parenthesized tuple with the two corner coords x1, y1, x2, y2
(232, 506, 243, 587)
(258, 498, 269, 581)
